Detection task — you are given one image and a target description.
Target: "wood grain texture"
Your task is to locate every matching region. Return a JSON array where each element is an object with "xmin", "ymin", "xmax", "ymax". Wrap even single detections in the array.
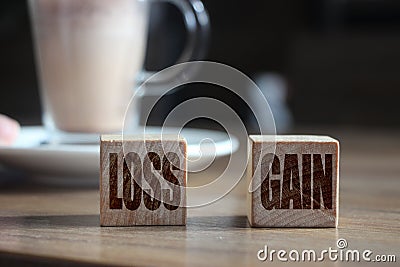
[
  {"xmin": 100, "ymin": 135, "xmax": 187, "ymax": 226},
  {"xmin": 0, "ymin": 129, "xmax": 399, "ymax": 266},
  {"xmin": 247, "ymin": 135, "xmax": 339, "ymax": 227}
]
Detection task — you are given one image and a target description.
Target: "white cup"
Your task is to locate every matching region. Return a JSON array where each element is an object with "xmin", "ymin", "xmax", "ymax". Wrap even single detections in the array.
[{"xmin": 29, "ymin": 0, "xmax": 208, "ymax": 143}]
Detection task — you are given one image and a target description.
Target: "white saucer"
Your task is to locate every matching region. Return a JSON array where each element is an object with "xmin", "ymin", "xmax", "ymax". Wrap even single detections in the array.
[{"xmin": 0, "ymin": 126, "xmax": 238, "ymax": 185}]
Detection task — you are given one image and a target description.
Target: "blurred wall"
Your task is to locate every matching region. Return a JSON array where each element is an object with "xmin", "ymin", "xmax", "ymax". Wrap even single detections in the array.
[{"xmin": 0, "ymin": 0, "xmax": 399, "ymax": 127}]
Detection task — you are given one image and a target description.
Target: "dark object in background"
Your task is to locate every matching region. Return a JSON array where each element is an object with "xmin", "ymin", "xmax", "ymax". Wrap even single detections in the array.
[
  {"xmin": 0, "ymin": 1, "xmax": 40, "ymax": 125},
  {"xmin": 0, "ymin": 0, "xmax": 400, "ymax": 127},
  {"xmin": 289, "ymin": 0, "xmax": 400, "ymax": 127}
]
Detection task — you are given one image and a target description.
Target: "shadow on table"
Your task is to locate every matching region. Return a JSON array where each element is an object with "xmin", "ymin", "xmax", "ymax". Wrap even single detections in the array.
[
  {"xmin": 188, "ymin": 216, "xmax": 249, "ymax": 229},
  {"xmin": 0, "ymin": 214, "xmax": 251, "ymax": 229},
  {"xmin": 0, "ymin": 169, "xmax": 98, "ymax": 194},
  {"xmin": 0, "ymin": 214, "xmax": 99, "ymax": 228}
]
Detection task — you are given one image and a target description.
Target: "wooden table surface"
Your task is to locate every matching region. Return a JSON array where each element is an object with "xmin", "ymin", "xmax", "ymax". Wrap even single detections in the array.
[{"xmin": 0, "ymin": 129, "xmax": 399, "ymax": 266}]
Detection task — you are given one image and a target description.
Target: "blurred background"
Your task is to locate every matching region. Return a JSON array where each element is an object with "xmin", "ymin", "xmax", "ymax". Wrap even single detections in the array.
[{"xmin": 1, "ymin": 0, "xmax": 400, "ymax": 131}]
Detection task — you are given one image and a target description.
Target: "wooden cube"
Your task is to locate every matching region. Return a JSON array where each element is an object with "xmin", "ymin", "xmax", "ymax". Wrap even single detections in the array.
[
  {"xmin": 100, "ymin": 135, "xmax": 187, "ymax": 226},
  {"xmin": 247, "ymin": 135, "xmax": 339, "ymax": 227}
]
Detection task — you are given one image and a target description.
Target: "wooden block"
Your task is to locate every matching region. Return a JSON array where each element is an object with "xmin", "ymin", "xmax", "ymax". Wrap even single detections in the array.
[
  {"xmin": 247, "ymin": 135, "xmax": 339, "ymax": 227},
  {"xmin": 100, "ymin": 135, "xmax": 187, "ymax": 226}
]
